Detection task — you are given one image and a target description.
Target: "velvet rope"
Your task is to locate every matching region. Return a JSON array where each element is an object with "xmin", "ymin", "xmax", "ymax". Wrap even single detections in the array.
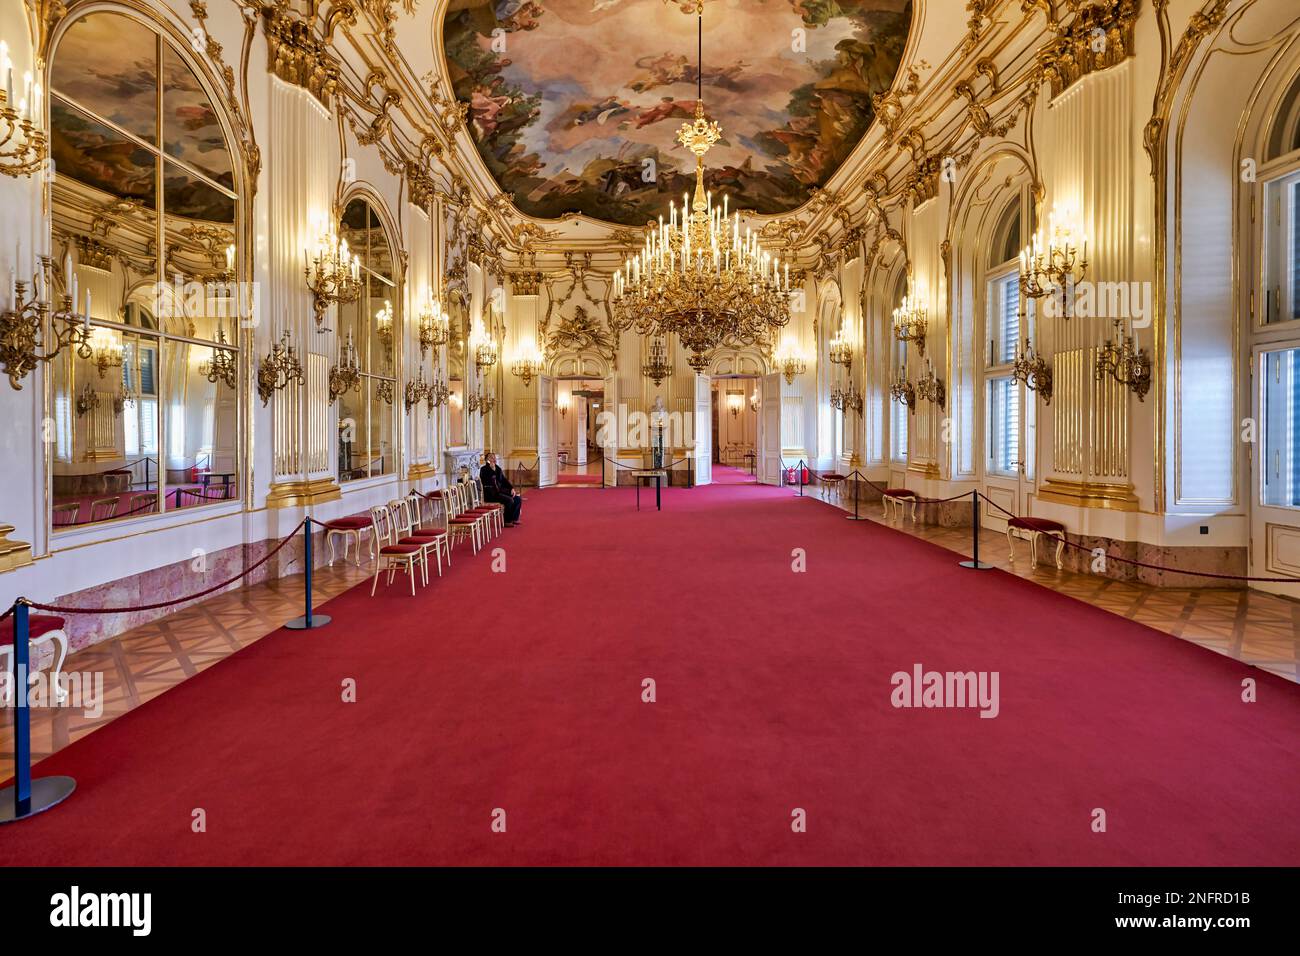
[
  {"xmin": 22, "ymin": 518, "xmax": 309, "ymax": 615},
  {"xmin": 974, "ymin": 491, "xmax": 1300, "ymax": 584}
]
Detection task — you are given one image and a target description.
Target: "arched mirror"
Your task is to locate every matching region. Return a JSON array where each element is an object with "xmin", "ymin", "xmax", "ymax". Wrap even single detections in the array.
[
  {"xmin": 445, "ymin": 289, "xmax": 470, "ymax": 447},
  {"xmin": 48, "ymin": 10, "xmax": 242, "ymax": 531},
  {"xmin": 337, "ymin": 196, "xmax": 398, "ymax": 481}
]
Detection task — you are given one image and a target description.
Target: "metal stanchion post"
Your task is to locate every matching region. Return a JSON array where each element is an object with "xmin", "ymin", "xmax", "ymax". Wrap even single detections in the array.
[
  {"xmin": 286, "ymin": 519, "xmax": 333, "ymax": 629},
  {"xmin": 959, "ymin": 490, "xmax": 995, "ymax": 570},
  {"xmin": 798, "ymin": 460, "xmax": 805, "ymax": 497},
  {"xmin": 846, "ymin": 470, "xmax": 868, "ymax": 520},
  {"xmin": 0, "ymin": 601, "xmax": 77, "ymax": 823}
]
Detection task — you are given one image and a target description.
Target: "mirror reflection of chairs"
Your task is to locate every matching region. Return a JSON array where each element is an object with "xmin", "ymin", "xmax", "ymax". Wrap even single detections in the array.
[
  {"xmin": 89, "ymin": 497, "xmax": 119, "ymax": 522},
  {"xmin": 52, "ymin": 503, "xmax": 80, "ymax": 527}
]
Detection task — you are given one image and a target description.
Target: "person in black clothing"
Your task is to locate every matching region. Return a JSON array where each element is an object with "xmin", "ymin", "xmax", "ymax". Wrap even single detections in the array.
[{"xmin": 480, "ymin": 453, "xmax": 522, "ymax": 526}]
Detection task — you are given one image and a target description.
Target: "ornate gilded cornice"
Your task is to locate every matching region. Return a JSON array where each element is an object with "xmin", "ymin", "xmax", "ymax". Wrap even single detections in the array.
[
  {"xmin": 510, "ymin": 271, "xmax": 544, "ymax": 296},
  {"xmin": 263, "ymin": 5, "xmax": 341, "ymax": 107},
  {"xmin": 406, "ymin": 160, "xmax": 435, "ymax": 209},
  {"xmin": 1036, "ymin": 0, "xmax": 1138, "ymax": 98}
]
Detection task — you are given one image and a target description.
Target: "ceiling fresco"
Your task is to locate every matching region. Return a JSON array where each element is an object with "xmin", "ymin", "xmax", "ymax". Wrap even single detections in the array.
[{"xmin": 441, "ymin": 0, "xmax": 913, "ymax": 226}]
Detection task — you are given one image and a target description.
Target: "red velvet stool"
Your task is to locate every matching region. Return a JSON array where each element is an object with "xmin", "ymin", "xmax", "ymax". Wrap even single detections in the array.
[
  {"xmin": 882, "ymin": 488, "xmax": 918, "ymax": 522},
  {"xmin": 1007, "ymin": 515, "xmax": 1067, "ymax": 570},
  {"xmin": 1, "ymin": 614, "xmax": 69, "ymax": 704}
]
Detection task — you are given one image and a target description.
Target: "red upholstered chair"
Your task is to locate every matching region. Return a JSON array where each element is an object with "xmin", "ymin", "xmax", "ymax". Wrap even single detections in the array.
[
  {"xmin": 367, "ymin": 505, "xmax": 422, "ymax": 596},
  {"xmin": 0, "ymin": 614, "xmax": 69, "ymax": 705},
  {"xmin": 445, "ymin": 483, "xmax": 488, "ymax": 552},
  {"xmin": 406, "ymin": 493, "xmax": 451, "ymax": 575},
  {"xmin": 324, "ymin": 514, "xmax": 373, "ymax": 567},
  {"xmin": 1007, "ymin": 515, "xmax": 1067, "ymax": 570},
  {"xmin": 882, "ymin": 488, "xmax": 918, "ymax": 522},
  {"xmin": 468, "ymin": 478, "xmax": 505, "ymax": 535}
]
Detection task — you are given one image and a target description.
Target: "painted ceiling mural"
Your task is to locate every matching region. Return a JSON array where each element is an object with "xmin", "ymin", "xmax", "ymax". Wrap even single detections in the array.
[{"xmin": 442, "ymin": 0, "xmax": 913, "ymax": 226}]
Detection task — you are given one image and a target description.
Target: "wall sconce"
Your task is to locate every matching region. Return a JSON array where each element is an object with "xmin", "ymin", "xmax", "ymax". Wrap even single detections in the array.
[
  {"xmin": 375, "ymin": 378, "xmax": 394, "ymax": 406},
  {"xmin": 1019, "ymin": 207, "xmax": 1087, "ymax": 318},
  {"xmin": 304, "ymin": 226, "xmax": 361, "ymax": 330},
  {"xmin": 510, "ymin": 339, "xmax": 542, "ymax": 388},
  {"xmin": 425, "ymin": 373, "xmax": 450, "ymax": 412},
  {"xmin": 889, "ymin": 374, "xmax": 916, "ymax": 413},
  {"xmin": 558, "ymin": 391, "xmax": 571, "ymax": 418},
  {"xmin": 829, "ymin": 332, "xmax": 853, "ymax": 370},
  {"xmin": 1, "ymin": 257, "xmax": 94, "ymax": 389},
  {"xmin": 198, "ymin": 321, "xmax": 237, "ymax": 389},
  {"xmin": 418, "ymin": 294, "xmax": 449, "ymax": 357},
  {"xmin": 892, "ymin": 286, "xmax": 927, "ymax": 356},
  {"xmin": 749, "ymin": 387, "xmax": 760, "ymax": 413},
  {"xmin": 328, "ymin": 329, "xmax": 362, "ymax": 402},
  {"xmin": 89, "ymin": 326, "xmax": 124, "ymax": 379},
  {"xmin": 375, "ymin": 299, "xmax": 394, "ymax": 349},
  {"xmin": 0, "ymin": 45, "xmax": 47, "ymax": 178},
  {"xmin": 470, "ymin": 315, "xmax": 498, "ymax": 372},
  {"xmin": 74, "ymin": 382, "xmax": 98, "ymax": 417},
  {"xmin": 256, "ymin": 328, "xmax": 304, "ymax": 406},
  {"xmin": 776, "ymin": 341, "xmax": 806, "ymax": 384},
  {"xmin": 1095, "ymin": 319, "xmax": 1150, "ymax": 401},
  {"xmin": 915, "ymin": 359, "xmax": 946, "ymax": 409},
  {"xmin": 467, "ymin": 388, "xmax": 495, "ymax": 415},
  {"xmin": 830, "ymin": 382, "xmax": 863, "ymax": 416},
  {"xmin": 726, "ymin": 391, "xmax": 743, "ymax": 418},
  {"xmin": 404, "ymin": 365, "xmax": 431, "ymax": 411},
  {"xmin": 1011, "ymin": 338, "xmax": 1053, "ymax": 404}
]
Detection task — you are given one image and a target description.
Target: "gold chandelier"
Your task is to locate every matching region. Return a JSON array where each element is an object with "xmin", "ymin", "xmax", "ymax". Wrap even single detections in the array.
[
  {"xmin": 641, "ymin": 336, "xmax": 674, "ymax": 386},
  {"xmin": 611, "ymin": 3, "xmax": 791, "ymax": 372}
]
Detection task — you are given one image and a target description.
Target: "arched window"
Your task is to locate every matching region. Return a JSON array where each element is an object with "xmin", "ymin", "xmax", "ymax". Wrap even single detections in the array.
[
  {"xmin": 48, "ymin": 11, "xmax": 242, "ymax": 531},
  {"xmin": 337, "ymin": 196, "xmax": 398, "ymax": 481}
]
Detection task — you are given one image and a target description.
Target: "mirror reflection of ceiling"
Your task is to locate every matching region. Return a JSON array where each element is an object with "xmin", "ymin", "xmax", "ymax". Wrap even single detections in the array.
[{"xmin": 442, "ymin": 0, "xmax": 912, "ymax": 226}]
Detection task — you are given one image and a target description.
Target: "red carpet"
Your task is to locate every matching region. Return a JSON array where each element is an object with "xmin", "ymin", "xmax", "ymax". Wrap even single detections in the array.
[
  {"xmin": 3, "ymin": 480, "xmax": 1300, "ymax": 865},
  {"xmin": 557, "ymin": 472, "xmax": 602, "ymax": 486}
]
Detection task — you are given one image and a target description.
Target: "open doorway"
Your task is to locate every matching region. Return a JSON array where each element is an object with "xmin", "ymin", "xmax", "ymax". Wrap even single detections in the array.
[
  {"xmin": 555, "ymin": 378, "xmax": 605, "ymax": 486},
  {"xmin": 711, "ymin": 375, "xmax": 760, "ymax": 483}
]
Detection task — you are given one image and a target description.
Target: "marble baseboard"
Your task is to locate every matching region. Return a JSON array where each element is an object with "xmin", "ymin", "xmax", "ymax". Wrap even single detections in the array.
[
  {"xmin": 48, "ymin": 527, "xmax": 334, "ymax": 652},
  {"xmin": 1053, "ymin": 532, "xmax": 1248, "ymax": 589}
]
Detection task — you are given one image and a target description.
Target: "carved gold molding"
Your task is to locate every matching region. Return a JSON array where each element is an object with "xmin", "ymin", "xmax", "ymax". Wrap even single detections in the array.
[
  {"xmin": 0, "ymin": 524, "xmax": 34, "ymax": 573},
  {"xmin": 263, "ymin": 5, "xmax": 342, "ymax": 107},
  {"xmin": 1038, "ymin": 477, "xmax": 1140, "ymax": 512},
  {"xmin": 510, "ymin": 271, "xmax": 544, "ymax": 296},
  {"xmin": 1036, "ymin": 0, "xmax": 1138, "ymax": 99},
  {"xmin": 266, "ymin": 477, "xmax": 342, "ymax": 509}
]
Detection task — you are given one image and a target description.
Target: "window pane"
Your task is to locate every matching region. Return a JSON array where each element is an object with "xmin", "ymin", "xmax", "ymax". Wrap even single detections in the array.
[
  {"xmin": 164, "ymin": 162, "xmax": 235, "ymax": 223},
  {"xmin": 162, "ymin": 43, "xmax": 233, "ymax": 186},
  {"xmin": 50, "ymin": 98, "xmax": 157, "ymax": 206},
  {"xmin": 988, "ymin": 377, "xmax": 1020, "ymax": 475},
  {"xmin": 161, "ymin": 339, "xmax": 238, "ymax": 513},
  {"xmin": 1263, "ymin": 173, "xmax": 1300, "ymax": 325},
  {"xmin": 368, "ymin": 378, "xmax": 395, "ymax": 478},
  {"xmin": 51, "ymin": 13, "xmax": 157, "ymax": 144},
  {"xmin": 1262, "ymin": 347, "xmax": 1300, "ymax": 507}
]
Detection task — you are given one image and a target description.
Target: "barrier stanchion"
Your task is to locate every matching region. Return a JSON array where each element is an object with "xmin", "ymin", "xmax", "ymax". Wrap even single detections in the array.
[
  {"xmin": 798, "ymin": 459, "xmax": 805, "ymax": 497},
  {"xmin": 285, "ymin": 518, "xmax": 332, "ymax": 630},
  {"xmin": 845, "ymin": 470, "xmax": 868, "ymax": 520},
  {"xmin": 0, "ymin": 601, "xmax": 77, "ymax": 824},
  {"xmin": 959, "ymin": 489, "xmax": 995, "ymax": 570}
]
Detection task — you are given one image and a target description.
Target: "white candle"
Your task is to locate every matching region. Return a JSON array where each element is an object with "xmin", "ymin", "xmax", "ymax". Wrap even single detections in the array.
[{"xmin": 85, "ymin": 288, "xmax": 91, "ymax": 319}]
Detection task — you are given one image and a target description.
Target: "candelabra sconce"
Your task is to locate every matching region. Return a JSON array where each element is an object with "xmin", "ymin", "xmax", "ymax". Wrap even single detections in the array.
[
  {"xmin": 558, "ymin": 392, "xmax": 571, "ymax": 418},
  {"xmin": 1011, "ymin": 338, "xmax": 1053, "ymax": 404},
  {"xmin": 375, "ymin": 299, "xmax": 394, "ymax": 353},
  {"xmin": 112, "ymin": 389, "xmax": 131, "ymax": 416},
  {"xmin": 1019, "ymin": 208, "xmax": 1088, "ymax": 318},
  {"xmin": 831, "ymin": 382, "xmax": 864, "ymax": 416},
  {"xmin": 889, "ymin": 375, "xmax": 916, "ymax": 413},
  {"xmin": 417, "ymin": 295, "xmax": 450, "ymax": 357},
  {"xmin": 0, "ymin": 67, "xmax": 48, "ymax": 178},
  {"xmin": 641, "ymin": 337, "xmax": 673, "ymax": 386},
  {"xmin": 726, "ymin": 391, "xmax": 743, "ymax": 418},
  {"xmin": 776, "ymin": 344, "xmax": 806, "ymax": 384},
  {"xmin": 74, "ymin": 382, "xmax": 99, "ymax": 418},
  {"xmin": 404, "ymin": 367, "xmax": 432, "ymax": 412},
  {"xmin": 199, "ymin": 322, "xmax": 237, "ymax": 390},
  {"xmin": 1095, "ymin": 319, "xmax": 1151, "ymax": 401},
  {"xmin": 480, "ymin": 389, "xmax": 496, "ymax": 416},
  {"xmin": 1, "ymin": 258, "xmax": 95, "ymax": 389},
  {"xmin": 510, "ymin": 350, "xmax": 542, "ymax": 388},
  {"xmin": 829, "ymin": 333, "xmax": 853, "ymax": 371},
  {"xmin": 474, "ymin": 338, "xmax": 498, "ymax": 373},
  {"xmin": 304, "ymin": 229, "xmax": 361, "ymax": 330},
  {"xmin": 328, "ymin": 331, "xmax": 363, "ymax": 402},
  {"xmin": 425, "ymin": 373, "xmax": 450, "ymax": 412},
  {"xmin": 89, "ymin": 327, "xmax": 124, "ymax": 379},
  {"xmin": 256, "ymin": 329, "xmax": 304, "ymax": 406},
  {"xmin": 375, "ymin": 378, "xmax": 394, "ymax": 406},
  {"xmin": 915, "ymin": 360, "xmax": 946, "ymax": 409},
  {"xmin": 465, "ymin": 390, "xmax": 480, "ymax": 415},
  {"xmin": 749, "ymin": 388, "xmax": 760, "ymax": 413},
  {"xmin": 892, "ymin": 292, "xmax": 927, "ymax": 356}
]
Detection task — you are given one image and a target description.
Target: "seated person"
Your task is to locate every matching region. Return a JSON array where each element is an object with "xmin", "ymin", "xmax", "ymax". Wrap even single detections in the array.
[{"xmin": 480, "ymin": 453, "xmax": 522, "ymax": 526}]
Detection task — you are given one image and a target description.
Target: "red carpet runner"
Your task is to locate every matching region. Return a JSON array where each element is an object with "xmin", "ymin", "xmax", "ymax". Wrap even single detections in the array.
[{"xmin": 3, "ymin": 480, "xmax": 1299, "ymax": 865}]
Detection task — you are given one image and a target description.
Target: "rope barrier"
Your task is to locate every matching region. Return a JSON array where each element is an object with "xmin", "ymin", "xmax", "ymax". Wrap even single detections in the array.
[{"xmin": 23, "ymin": 518, "xmax": 308, "ymax": 615}]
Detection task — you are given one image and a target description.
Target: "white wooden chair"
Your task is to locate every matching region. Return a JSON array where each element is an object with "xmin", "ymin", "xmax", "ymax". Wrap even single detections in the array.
[
  {"xmin": 1, "ymin": 613, "xmax": 69, "ymax": 705},
  {"xmin": 367, "ymin": 505, "xmax": 422, "ymax": 596}
]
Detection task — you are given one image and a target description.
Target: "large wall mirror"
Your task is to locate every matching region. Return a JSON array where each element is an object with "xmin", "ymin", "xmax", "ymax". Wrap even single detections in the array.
[
  {"xmin": 337, "ymin": 196, "xmax": 398, "ymax": 481},
  {"xmin": 445, "ymin": 288, "xmax": 470, "ymax": 447},
  {"xmin": 48, "ymin": 11, "xmax": 242, "ymax": 531}
]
